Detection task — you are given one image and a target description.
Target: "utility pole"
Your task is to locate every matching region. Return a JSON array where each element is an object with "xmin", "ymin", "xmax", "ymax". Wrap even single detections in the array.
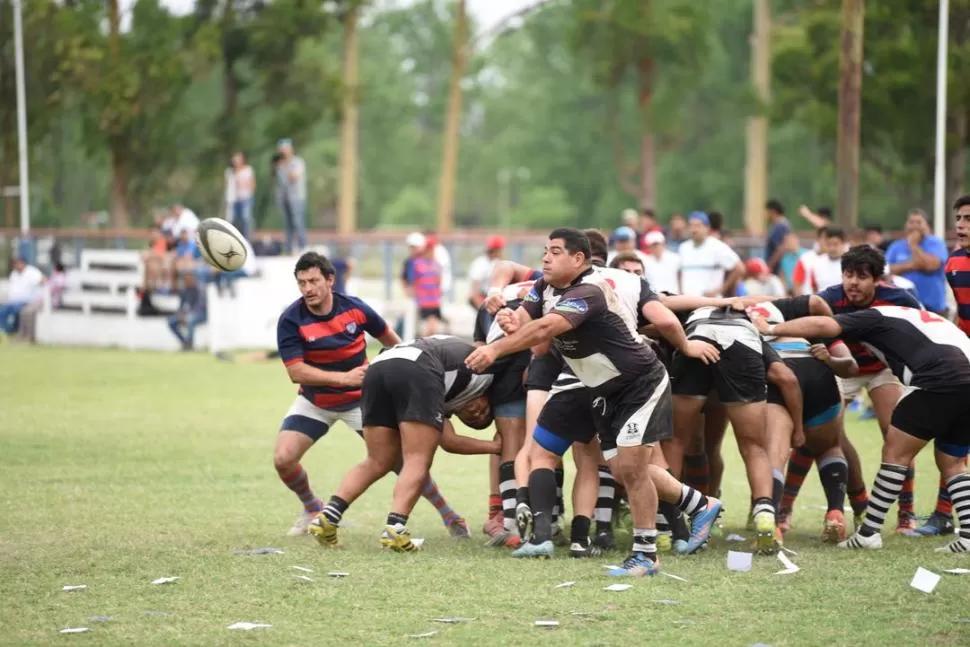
[
  {"xmin": 743, "ymin": 0, "xmax": 771, "ymax": 236},
  {"xmin": 435, "ymin": 0, "xmax": 467, "ymax": 234},
  {"xmin": 835, "ymin": 0, "xmax": 865, "ymax": 227},
  {"xmin": 337, "ymin": 4, "xmax": 360, "ymax": 234}
]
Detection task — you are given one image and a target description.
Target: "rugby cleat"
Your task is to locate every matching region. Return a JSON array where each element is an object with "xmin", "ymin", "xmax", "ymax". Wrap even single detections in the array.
[
  {"xmin": 287, "ymin": 510, "xmax": 318, "ymax": 536},
  {"xmin": 838, "ymin": 530, "xmax": 882, "ymax": 550},
  {"xmin": 308, "ymin": 514, "xmax": 340, "ymax": 548},
  {"xmin": 484, "ymin": 526, "xmax": 521, "ymax": 548},
  {"xmin": 672, "ymin": 539, "xmax": 690, "ymax": 554},
  {"xmin": 551, "ymin": 526, "xmax": 570, "ymax": 547},
  {"xmin": 895, "ymin": 511, "xmax": 918, "ymax": 534},
  {"xmin": 380, "ymin": 524, "xmax": 421, "ymax": 552},
  {"xmin": 569, "ymin": 540, "xmax": 602, "ymax": 558},
  {"xmin": 592, "ymin": 529, "xmax": 616, "ymax": 552},
  {"xmin": 515, "ymin": 502, "xmax": 533, "ymax": 541},
  {"xmin": 607, "ymin": 552, "xmax": 660, "ymax": 577},
  {"xmin": 934, "ymin": 536, "xmax": 970, "ymax": 553},
  {"xmin": 511, "ymin": 540, "xmax": 554, "ymax": 559},
  {"xmin": 446, "ymin": 517, "xmax": 470, "ymax": 539},
  {"xmin": 482, "ymin": 511, "xmax": 504, "ymax": 537},
  {"xmin": 656, "ymin": 533, "xmax": 673, "ymax": 553},
  {"xmin": 685, "ymin": 497, "xmax": 722, "ymax": 554},
  {"xmin": 821, "ymin": 510, "xmax": 847, "ymax": 543},
  {"xmin": 754, "ymin": 510, "xmax": 779, "ymax": 555},
  {"xmin": 908, "ymin": 512, "xmax": 955, "ymax": 537}
]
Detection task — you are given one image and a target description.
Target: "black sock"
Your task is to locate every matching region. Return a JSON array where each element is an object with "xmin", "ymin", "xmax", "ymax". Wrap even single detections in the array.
[
  {"xmin": 772, "ymin": 469, "xmax": 785, "ymax": 519},
  {"xmin": 670, "ymin": 509, "xmax": 690, "ymax": 541},
  {"xmin": 516, "ymin": 486, "xmax": 530, "ymax": 507},
  {"xmin": 528, "ymin": 468, "xmax": 557, "ymax": 543},
  {"xmin": 499, "ymin": 461, "xmax": 516, "ymax": 532},
  {"xmin": 860, "ymin": 463, "xmax": 907, "ymax": 537},
  {"xmin": 554, "ymin": 467, "xmax": 565, "ymax": 526},
  {"xmin": 322, "ymin": 495, "xmax": 348, "ymax": 524},
  {"xmin": 570, "ymin": 515, "xmax": 591, "ymax": 545},
  {"xmin": 656, "ymin": 510, "xmax": 670, "ymax": 537},
  {"xmin": 386, "ymin": 512, "xmax": 408, "ymax": 527},
  {"xmin": 595, "ymin": 465, "xmax": 615, "ymax": 534},
  {"xmin": 818, "ymin": 456, "xmax": 848, "ymax": 512}
]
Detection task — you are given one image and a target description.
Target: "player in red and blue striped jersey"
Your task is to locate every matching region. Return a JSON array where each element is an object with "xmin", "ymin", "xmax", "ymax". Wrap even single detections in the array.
[
  {"xmin": 946, "ymin": 195, "xmax": 970, "ymax": 336},
  {"xmin": 274, "ymin": 252, "xmax": 468, "ymax": 538}
]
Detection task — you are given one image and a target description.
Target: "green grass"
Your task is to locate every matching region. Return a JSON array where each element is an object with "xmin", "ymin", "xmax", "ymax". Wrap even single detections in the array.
[{"xmin": 1, "ymin": 345, "xmax": 969, "ymax": 646}]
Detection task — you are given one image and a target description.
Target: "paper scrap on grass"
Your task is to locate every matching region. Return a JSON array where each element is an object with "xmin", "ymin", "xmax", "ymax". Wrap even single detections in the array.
[
  {"xmin": 227, "ymin": 622, "xmax": 272, "ymax": 630},
  {"xmin": 60, "ymin": 628, "xmax": 90, "ymax": 634},
  {"xmin": 660, "ymin": 572, "xmax": 688, "ymax": 582},
  {"xmin": 726, "ymin": 534, "xmax": 746, "ymax": 542},
  {"xmin": 945, "ymin": 568, "xmax": 970, "ymax": 575},
  {"xmin": 62, "ymin": 585, "xmax": 87, "ymax": 592},
  {"xmin": 534, "ymin": 620, "xmax": 560, "ymax": 627},
  {"xmin": 151, "ymin": 577, "xmax": 179, "ymax": 585},
  {"xmin": 290, "ymin": 566, "xmax": 313, "ymax": 573},
  {"xmin": 604, "ymin": 584, "xmax": 632, "ymax": 592},
  {"xmin": 233, "ymin": 547, "xmax": 284, "ymax": 555},
  {"xmin": 432, "ymin": 617, "xmax": 474, "ymax": 624},
  {"xmin": 673, "ymin": 620, "xmax": 695, "ymax": 626},
  {"xmin": 774, "ymin": 552, "xmax": 800, "ymax": 575},
  {"xmin": 408, "ymin": 631, "xmax": 438, "ymax": 638},
  {"xmin": 327, "ymin": 572, "xmax": 350, "ymax": 578},
  {"xmin": 603, "ymin": 564, "xmax": 621, "ymax": 570},
  {"xmin": 88, "ymin": 616, "xmax": 112, "ymax": 623},
  {"xmin": 412, "ymin": 538, "xmax": 425, "ymax": 548},
  {"xmin": 654, "ymin": 599, "xmax": 680, "ymax": 605},
  {"xmin": 570, "ymin": 611, "xmax": 602, "ymax": 617},
  {"xmin": 294, "ymin": 575, "xmax": 314, "ymax": 582},
  {"xmin": 555, "ymin": 581, "xmax": 576, "ymax": 588},
  {"xmin": 727, "ymin": 551, "xmax": 753, "ymax": 572},
  {"xmin": 910, "ymin": 567, "xmax": 941, "ymax": 593},
  {"xmin": 780, "ymin": 546, "xmax": 798, "ymax": 556}
]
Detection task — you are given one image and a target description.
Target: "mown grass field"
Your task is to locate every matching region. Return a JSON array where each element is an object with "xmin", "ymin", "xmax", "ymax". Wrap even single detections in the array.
[{"xmin": 2, "ymin": 345, "xmax": 969, "ymax": 646}]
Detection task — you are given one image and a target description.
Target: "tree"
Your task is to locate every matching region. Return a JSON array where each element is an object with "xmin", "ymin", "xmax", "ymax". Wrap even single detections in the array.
[
  {"xmin": 835, "ymin": 0, "xmax": 864, "ymax": 227},
  {"xmin": 435, "ymin": 0, "xmax": 467, "ymax": 233}
]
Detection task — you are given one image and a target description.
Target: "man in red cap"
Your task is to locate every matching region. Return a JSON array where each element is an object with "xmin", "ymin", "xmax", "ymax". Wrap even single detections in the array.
[{"xmin": 467, "ymin": 235, "xmax": 507, "ymax": 310}]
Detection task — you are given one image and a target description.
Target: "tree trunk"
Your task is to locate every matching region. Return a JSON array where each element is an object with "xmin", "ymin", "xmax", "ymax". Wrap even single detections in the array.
[
  {"xmin": 835, "ymin": 0, "xmax": 864, "ymax": 228},
  {"xmin": 636, "ymin": 56, "xmax": 657, "ymax": 211},
  {"xmin": 743, "ymin": 0, "xmax": 771, "ymax": 236},
  {"xmin": 110, "ymin": 146, "xmax": 130, "ymax": 228},
  {"xmin": 950, "ymin": 108, "xmax": 967, "ymax": 213},
  {"xmin": 337, "ymin": 5, "xmax": 359, "ymax": 235},
  {"xmin": 435, "ymin": 0, "xmax": 467, "ymax": 234},
  {"xmin": 221, "ymin": 2, "xmax": 239, "ymax": 159}
]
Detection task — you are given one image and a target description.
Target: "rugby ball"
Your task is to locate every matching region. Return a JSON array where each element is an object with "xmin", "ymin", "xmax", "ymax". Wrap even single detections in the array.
[{"xmin": 196, "ymin": 218, "xmax": 248, "ymax": 272}]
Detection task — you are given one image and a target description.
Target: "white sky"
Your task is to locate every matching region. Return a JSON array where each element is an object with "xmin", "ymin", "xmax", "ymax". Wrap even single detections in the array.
[{"xmin": 146, "ymin": 0, "xmax": 536, "ymax": 34}]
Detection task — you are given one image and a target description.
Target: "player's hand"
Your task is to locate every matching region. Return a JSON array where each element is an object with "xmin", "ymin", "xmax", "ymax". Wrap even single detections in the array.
[
  {"xmin": 497, "ymin": 308, "xmax": 519, "ymax": 335},
  {"xmin": 485, "ymin": 292, "xmax": 507, "ymax": 315},
  {"xmin": 728, "ymin": 298, "xmax": 747, "ymax": 311},
  {"xmin": 791, "ymin": 425, "xmax": 806, "ymax": 449},
  {"xmin": 341, "ymin": 366, "xmax": 367, "ymax": 388},
  {"xmin": 682, "ymin": 339, "xmax": 720, "ymax": 365},
  {"xmin": 810, "ymin": 343, "xmax": 831, "ymax": 364},
  {"xmin": 465, "ymin": 345, "xmax": 498, "ymax": 373}
]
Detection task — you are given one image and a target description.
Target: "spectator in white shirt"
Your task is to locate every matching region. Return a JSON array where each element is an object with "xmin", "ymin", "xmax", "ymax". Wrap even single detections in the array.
[
  {"xmin": 227, "ymin": 152, "xmax": 256, "ymax": 240},
  {"xmin": 805, "ymin": 227, "xmax": 846, "ymax": 293},
  {"xmin": 171, "ymin": 204, "xmax": 200, "ymax": 238},
  {"xmin": 641, "ymin": 230, "xmax": 681, "ymax": 294},
  {"xmin": 742, "ymin": 257, "xmax": 787, "ymax": 297},
  {"xmin": 606, "ymin": 226, "xmax": 651, "ymax": 268},
  {"xmin": 1, "ymin": 258, "xmax": 45, "ymax": 334},
  {"xmin": 678, "ymin": 211, "xmax": 744, "ymax": 296},
  {"xmin": 466, "ymin": 234, "xmax": 505, "ymax": 309}
]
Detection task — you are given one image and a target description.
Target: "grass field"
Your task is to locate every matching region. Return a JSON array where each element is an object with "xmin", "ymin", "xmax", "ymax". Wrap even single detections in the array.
[{"xmin": 2, "ymin": 345, "xmax": 970, "ymax": 646}]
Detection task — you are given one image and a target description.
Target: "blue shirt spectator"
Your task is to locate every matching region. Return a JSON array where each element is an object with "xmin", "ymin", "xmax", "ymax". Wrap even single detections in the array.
[
  {"xmin": 764, "ymin": 199, "xmax": 790, "ymax": 273},
  {"xmin": 885, "ymin": 209, "xmax": 949, "ymax": 314}
]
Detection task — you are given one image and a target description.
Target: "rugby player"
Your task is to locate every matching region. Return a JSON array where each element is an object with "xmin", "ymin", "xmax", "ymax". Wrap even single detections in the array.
[
  {"xmin": 309, "ymin": 335, "xmax": 517, "ymax": 551},
  {"xmin": 750, "ymin": 305, "xmax": 970, "ymax": 553},
  {"xmin": 275, "ymin": 252, "xmax": 467, "ymax": 537}
]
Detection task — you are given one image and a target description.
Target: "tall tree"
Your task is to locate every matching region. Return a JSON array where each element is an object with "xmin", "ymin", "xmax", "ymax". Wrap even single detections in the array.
[
  {"xmin": 435, "ymin": 0, "xmax": 467, "ymax": 234},
  {"xmin": 337, "ymin": 2, "xmax": 361, "ymax": 234},
  {"xmin": 835, "ymin": 0, "xmax": 864, "ymax": 227}
]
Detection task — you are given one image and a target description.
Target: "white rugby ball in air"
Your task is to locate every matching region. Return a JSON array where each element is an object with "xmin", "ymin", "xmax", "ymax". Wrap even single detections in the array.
[{"xmin": 196, "ymin": 218, "xmax": 248, "ymax": 272}]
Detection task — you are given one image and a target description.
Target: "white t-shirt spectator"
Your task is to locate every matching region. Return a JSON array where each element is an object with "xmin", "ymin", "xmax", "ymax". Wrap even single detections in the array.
[
  {"xmin": 8, "ymin": 264, "xmax": 45, "ymax": 303},
  {"xmin": 678, "ymin": 237, "xmax": 741, "ymax": 296},
  {"xmin": 811, "ymin": 255, "xmax": 843, "ymax": 293},
  {"xmin": 172, "ymin": 208, "xmax": 200, "ymax": 237},
  {"xmin": 642, "ymin": 250, "xmax": 681, "ymax": 294},
  {"xmin": 467, "ymin": 254, "xmax": 497, "ymax": 297},
  {"xmin": 234, "ymin": 165, "xmax": 255, "ymax": 201}
]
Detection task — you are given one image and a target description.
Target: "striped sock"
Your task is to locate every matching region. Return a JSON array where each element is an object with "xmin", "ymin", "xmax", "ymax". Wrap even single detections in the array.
[
  {"xmin": 860, "ymin": 463, "xmax": 907, "ymax": 536},
  {"xmin": 279, "ymin": 464, "xmax": 322, "ymax": 513},
  {"xmin": 675, "ymin": 483, "xmax": 708, "ymax": 516},
  {"xmin": 421, "ymin": 477, "xmax": 459, "ymax": 527},
  {"xmin": 499, "ymin": 461, "xmax": 517, "ymax": 532},
  {"xmin": 946, "ymin": 473, "xmax": 970, "ymax": 540},
  {"xmin": 554, "ymin": 467, "xmax": 565, "ymax": 527},
  {"xmin": 632, "ymin": 528, "xmax": 658, "ymax": 558},
  {"xmin": 684, "ymin": 453, "xmax": 710, "ymax": 494},
  {"xmin": 848, "ymin": 485, "xmax": 869, "ymax": 516},
  {"xmin": 594, "ymin": 466, "xmax": 615, "ymax": 534},
  {"xmin": 935, "ymin": 476, "xmax": 953, "ymax": 516},
  {"xmin": 752, "ymin": 497, "xmax": 775, "ymax": 519},
  {"xmin": 818, "ymin": 456, "xmax": 848, "ymax": 512},
  {"xmin": 782, "ymin": 446, "xmax": 813, "ymax": 512},
  {"xmin": 322, "ymin": 495, "xmax": 348, "ymax": 525},
  {"xmin": 898, "ymin": 465, "xmax": 916, "ymax": 517},
  {"xmin": 488, "ymin": 494, "xmax": 502, "ymax": 518}
]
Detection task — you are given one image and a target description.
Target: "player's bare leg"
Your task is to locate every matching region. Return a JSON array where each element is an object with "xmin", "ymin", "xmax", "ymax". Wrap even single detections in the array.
[
  {"xmin": 380, "ymin": 421, "xmax": 440, "ymax": 552},
  {"xmin": 665, "ymin": 395, "xmax": 706, "ymax": 479},
  {"xmin": 764, "ymin": 403, "xmax": 793, "ymax": 535},
  {"xmin": 274, "ymin": 430, "xmax": 321, "ymax": 535},
  {"xmin": 728, "ymin": 402, "xmax": 778, "ymax": 554},
  {"xmin": 608, "ymin": 444, "xmax": 661, "ymax": 575},
  {"xmin": 704, "ymin": 398, "xmax": 730, "ymax": 496}
]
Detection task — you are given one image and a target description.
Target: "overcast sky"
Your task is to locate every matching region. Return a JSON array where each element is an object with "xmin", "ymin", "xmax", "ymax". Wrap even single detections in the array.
[{"xmin": 143, "ymin": 0, "xmax": 536, "ymax": 34}]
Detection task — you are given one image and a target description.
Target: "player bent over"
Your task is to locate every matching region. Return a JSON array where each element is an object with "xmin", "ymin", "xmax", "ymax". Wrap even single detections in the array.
[{"xmin": 275, "ymin": 252, "xmax": 466, "ymax": 537}]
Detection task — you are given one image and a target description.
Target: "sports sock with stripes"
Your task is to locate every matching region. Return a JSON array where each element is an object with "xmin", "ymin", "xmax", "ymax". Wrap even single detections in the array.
[
  {"xmin": 594, "ymin": 465, "xmax": 615, "ymax": 534},
  {"xmin": 771, "ymin": 469, "xmax": 785, "ymax": 518},
  {"xmin": 632, "ymin": 528, "xmax": 658, "ymax": 560},
  {"xmin": 488, "ymin": 493, "xmax": 502, "ymax": 518},
  {"xmin": 935, "ymin": 476, "xmax": 953, "ymax": 516},
  {"xmin": 898, "ymin": 464, "xmax": 916, "ymax": 517},
  {"xmin": 782, "ymin": 446, "xmax": 813, "ymax": 511},
  {"xmin": 420, "ymin": 477, "xmax": 460, "ymax": 527},
  {"xmin": 528, "ymin": 468, "xmax": 557, "ymax": 543},
  {"xmin": 570, "ymin": 515, "xmax": 591, "ymax": 546},
  {"xmin": 387, "ymin": 512, "xmax": 408, "ymax": 528},
  {"xmin": 848, "ymin": 485, "xmax": 869, "ymax": 516},
  {"xmin": 554, "ymin": 467, "xmax": 565, "ymax": 527},
  {"xmin": 818, "ymin": 455, "xmax": 848, "ymax": 513},
  {"xmin": 684, "ymin": 453, "xmax": 710, "ymax": 494},
  {"xmin": 946, "ymin": 472, "xmax": 970, "ymax": 541},
  {"xmin": 859, "ymin": 463, "xmax": 907, "ymax": 537},
  {"xmin": 278, "ymin": 464, "xmax": 323, "ymax": 513},
  {"xmin": 322, "ymin": 495, "xmax": 349, "ymax": 525},
  {"xmin": 499, "ymin": 461, "xmax": 517, "ymax": 532},
  {"xmin": 752, "ymin": 497, "xmax": 775, "ymax": 519},
  {"xmin": 675, "ymin": 483, "xmax": 709, "ymax": 516}
]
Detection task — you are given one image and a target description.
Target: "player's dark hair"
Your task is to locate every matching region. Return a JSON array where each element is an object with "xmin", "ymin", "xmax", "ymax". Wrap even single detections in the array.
[
  {"xmin": 766, "ymin": 199, "xmax": 784, "ymax": 215},
  {"xmin": 864, "ymin": 223, "xmax": 883, "ymax": 234},
  {"xmin": 294, "ymin": 251, "xmax": 335, "ymax": 279},
  {"xmin": 953, "ymin": 194, "xmax": 970, "ymax": 211},
  {"xmin": 824, "ymin": 227, "xmax": 846, "ymax": 241},
  {"xmin": 609, "ymin": 251, "xmax": 645, "ymax": 272},
  {"xmin": 841, "ymin": 244, "xmax": 885, "ymax": 279},
  {"xmin": 816, "ymin": 226, "xmax": 829, "ymax": 238},
  {"xmin": 549, "ymin": 227, "xmax": 591, "ymax": 261},
  {"xmin": 582, "ymin": 228, "xmax": 609, "ymax": 264},
  {"xmin": 707, "ymin": 211, "xmax": 724, "ymax": 232},
  {"xmin": 464, "ymin": 411, "xmax": 494, "ymax": 431}
]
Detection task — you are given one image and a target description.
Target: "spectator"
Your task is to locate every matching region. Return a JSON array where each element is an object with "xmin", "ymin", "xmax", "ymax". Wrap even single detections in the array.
[
  {"xmin": 253, "ymin": 234, "xmax": 283, "ymax": 257},
  {"xmin": 170, "ymin": 204, "xmax": 200, "ymax": 238},
  {"xmin": 797, "ymin": 205, "xmax": 832, "ymax": 229},
  {"xmin": 885, "ymin": 208, "xmax": 949, "ymax": 315},
  {"xmin": 742, "ymin": 257, "xmax": 786, "ymax": 298},
  {"xmin": 764, "ymin": 199, "xmax": 791, "ymax": 274},
  {"xmin": 467, "ymin": 234, "xmax": 505, "ymax": 309},
  {"xmin": 807, "ymin": 227, "xmax": 847, "ymax": 292},
  {"xmin": 789, "ymin": 228, "xmax": 828, "ymax": 295},
  {"xmin": 0, "ymin": 258, "xmax": 45, "ymax": 335},
  {"xmin": 707, "ymin": 211, "xmax": 725, "ymax": 240},
  {"xmin": 864, "ymin": 224, "xmax": 892, "ymax": 253},
  {"xmin": 640, "ymin": 230, "xmax": 680, "ymax": 294},
  {"xmin": 637, "ymin": 208, "xmax": 663, "ymax": 249},
  {"xmin": 401, "ymin": 232, "xmax": 426, "ymax": 297},
  {"xmin": 424, "ymin": 233, "xmax": 453, "ymax": 298},
  {"xmin": 610, "ymin": 209, "xmax": 640, "ymax": 246},
  {"xmin": 607, "ymin": 226, "xmax": 651, "ymax": 268},
  {"xmin": 408, "ymin": 238, "xmax": 443, "ymax": 337},
  {"xmin": 227, "ymin": 152, "xmax": 256, "ymax": 240},
  {"xmin": 666, "ymin": 213, "xmax": 688, "ymax": 248},
  {"xmin": 678, "ymin": 211, "xmax": 744, "ymax": 297},
  {"xmin": 167, "ymin": 269, "xmax": 207, "ymax": 351},
  {"xmin": 274, "ymin": 138, "xmax": 307, "ymax": 253},
  {"xmin": 328, "ymin": 245, "xmax": 354, "ymax": 294},
  {"xmin": 49, "ymin": 263, "xmax": 67, "ymax": 309}
]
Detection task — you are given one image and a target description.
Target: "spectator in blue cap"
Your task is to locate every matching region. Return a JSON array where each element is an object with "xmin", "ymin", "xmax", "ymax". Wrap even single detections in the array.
[
  {"xmin": 678, "ymin": 211, "xmax": 744, "ymax": 296},
  {"xmin": 275, "ymin": 138, "xmax": 307, "ymax": 254},
  {"xmin": 607, "ymin": 226, "xmax": 651, "ymax": 268}
]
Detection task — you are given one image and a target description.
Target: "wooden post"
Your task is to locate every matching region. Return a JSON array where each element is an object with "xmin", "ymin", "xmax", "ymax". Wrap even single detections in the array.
[
  {"xmin": 836, "ymin": 0, "xmax": 865, "ymax": 228},
  {"xmin": 337, "ymin": 5, "xmax": 359, "ymax": 235},
  {"xmin": 743, "ymin": 0, "xmax": 770, "ymax": 236},
  {"xmin": 435, "ymin": 0, "xmax": 467, "ymax": 234}
]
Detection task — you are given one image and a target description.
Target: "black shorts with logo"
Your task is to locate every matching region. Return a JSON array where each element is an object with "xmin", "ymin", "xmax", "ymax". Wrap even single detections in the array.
[
  {"xmin": 524, "ymin": 352, "xmax": 563, "ymax": 392},
  {"xmin": 361, "ymin": 358, "xmax": 444, "ymax": 431},
  {"xmin": 767, "ymin": 357, "xmax": 840, "ymax": 424},
  {"xmin": 671, "ymin": 339, "xmax": 766, "ymax": 404},
  {"xmin": 595, "ymin": 360, "xmax": 673, "ymax": 460}
]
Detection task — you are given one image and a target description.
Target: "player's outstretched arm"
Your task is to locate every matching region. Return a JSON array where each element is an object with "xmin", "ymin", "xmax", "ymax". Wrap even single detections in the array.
[
  {"xmin": 642, "ymin": 301, "xmax": 720, "ymax": 365},
  {"xmin": 659, "ymin": 293, "xmax": 737, "ymax": 312},
  {"xmin": 811, "ymin": 341, "xmax": 859, "ymax": 378},
  {"xmin": 375, "ymin": 327, "xmax": 401, "ymax": 348},
  {"xmin": 440, "ymin": 419, "xmax": 502, "ymax": 455},
  {"xmin": 752, "ymin": 314, "xmax": 843, "ymax": 340},
  {"xmin": 465, "ymin": 313, "xmax": 571, "ymax": 372}
]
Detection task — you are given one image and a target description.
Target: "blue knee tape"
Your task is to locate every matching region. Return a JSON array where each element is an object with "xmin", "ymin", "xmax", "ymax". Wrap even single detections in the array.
[
  {"xmin": 806, "ymin": 402, "xmax": 841, "ymax": 428},
  {"xmin": 936, "ymin": 440, "xmax": 970, "ymax": 459},
  {"xmin": 533, "ymin": 424, "xmax": 572, "ymax": 457}
]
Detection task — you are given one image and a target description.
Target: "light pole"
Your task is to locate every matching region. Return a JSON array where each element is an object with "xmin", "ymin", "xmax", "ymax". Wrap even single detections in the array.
[
  {"xmin": 13, "ymin": 0, "xmax": 30, "ymax": 238},
  {"xmin": 933, "ymin": 0, "xmax": 950, "ymax": 238}
]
